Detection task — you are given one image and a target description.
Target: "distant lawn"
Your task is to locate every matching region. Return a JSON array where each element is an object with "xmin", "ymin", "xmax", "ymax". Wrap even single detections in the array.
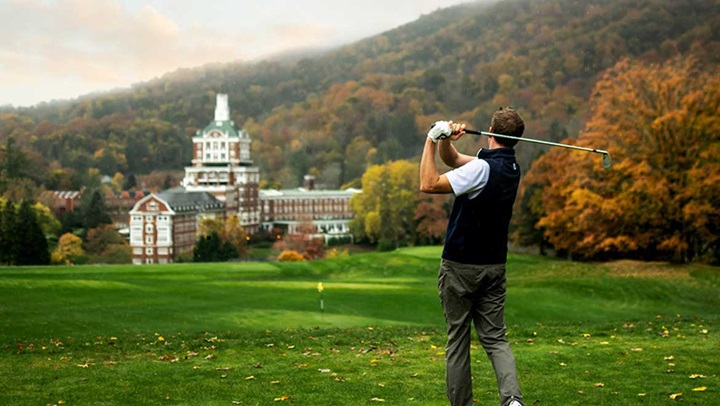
[{"xmin": 1, "ymin": 247, "xmax": 718, "ymax": 405}]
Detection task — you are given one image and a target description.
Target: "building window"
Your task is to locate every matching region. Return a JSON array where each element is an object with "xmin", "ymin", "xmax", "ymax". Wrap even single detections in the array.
[
  {"xmin": 146, "ymin": 236, "xmax": 154, "ymax": 244},
  {"xmin": 146, "ymin": 258, "xmax": 154, "ymax": 264},
  {"xmin": 133, "ymin": 248, "xmax": 142, "ymax": 255},
  {"xmin": 131, "ymin": 227, "xmax": 142, "ymax": 243},
  {"xmin": 146, "ymin": 224, "xmax": 153, "ymax": 233},
  {"xmin": 146, "ymin": 248, "xmax": 154, "ymax": 255}
]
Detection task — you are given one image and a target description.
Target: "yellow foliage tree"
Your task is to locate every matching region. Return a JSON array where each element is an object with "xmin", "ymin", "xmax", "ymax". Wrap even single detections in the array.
[
  {"xmin": 523, "ymin": 57, "xmax": 720, "ymax": 262},
  {"xmin": 349, "ymin": 160, "xmax": 419, "ymax": 245},
  {"xmin": 51, "ymin": 233, "xmax": 86, "ymax": 265},
  {"xmin": 278, "ymin": 250, "xmax": 305, "ymax": 262}
]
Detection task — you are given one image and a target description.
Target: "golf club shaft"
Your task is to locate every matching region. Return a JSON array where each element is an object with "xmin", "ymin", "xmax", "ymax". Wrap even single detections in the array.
[{"xmin": 464, "ymin": 129, "xmax": 609, "ymax": 156}]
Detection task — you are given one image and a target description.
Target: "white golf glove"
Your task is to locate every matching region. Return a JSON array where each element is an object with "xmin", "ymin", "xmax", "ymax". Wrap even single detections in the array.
[{"xmin": 427, "ymin": 121, "xmax": 452, "ymax": 143}]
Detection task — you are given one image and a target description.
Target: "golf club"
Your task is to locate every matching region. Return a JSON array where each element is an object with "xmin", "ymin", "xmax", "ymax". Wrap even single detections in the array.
[{"xmin": 464, "ymin": 129, "xmax": 612, "ymax": 169}]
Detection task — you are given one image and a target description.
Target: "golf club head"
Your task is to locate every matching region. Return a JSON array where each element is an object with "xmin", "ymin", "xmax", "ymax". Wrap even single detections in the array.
[{"xmin": 602, "ymin": 153, "xmax": 612, "ymax": 169}]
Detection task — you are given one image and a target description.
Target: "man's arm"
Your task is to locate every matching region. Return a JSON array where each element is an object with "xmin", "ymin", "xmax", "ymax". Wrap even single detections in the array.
[
  {"xmin": 420, "ymin": 138, "xmax": 453, "ymax": 194},
  {"xmin": 438, "ymin": 122, "xmax": 474, "ymax": 168},
  {"xmin": 438, "ymin": 139, "xmax": 475, "ymax": 168}
]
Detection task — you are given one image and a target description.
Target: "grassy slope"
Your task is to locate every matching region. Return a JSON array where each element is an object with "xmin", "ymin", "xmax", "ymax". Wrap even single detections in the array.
[{"xmin": 1, "ymin": 247, "xmax": 718, "ymax": 405}]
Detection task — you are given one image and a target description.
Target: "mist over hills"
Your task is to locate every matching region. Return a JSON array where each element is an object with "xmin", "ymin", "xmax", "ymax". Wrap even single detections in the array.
[{"xmin": 1, "ymin": 0, "xmax": 718, "ymax": 190}]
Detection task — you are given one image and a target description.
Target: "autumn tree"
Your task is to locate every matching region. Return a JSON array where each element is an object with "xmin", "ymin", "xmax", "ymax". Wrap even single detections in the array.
[
  {"xmin": 273, "ymin": 217, "xmax": 325, "ymax": 260},
  {"xmin": 84, "ymin": 224, "xmax": 130, "ymax": 264},
  {"xmin": 51, "ymin": 233, "xmax": 87, "ymax": 265},
  {"xmin": 522, "ymin": 57, "xmax": 720, "ymax": 263},
  {"xmin": 415, "ymin": 193, "xmax": 451, "ymax": 245},
  {"xmin": 350, "ymin": 160, "xmax": 419, "ymax": 248}
]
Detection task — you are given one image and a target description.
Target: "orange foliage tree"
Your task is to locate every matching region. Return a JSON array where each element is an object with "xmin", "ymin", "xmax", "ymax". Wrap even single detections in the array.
[{"xmin": 521, "ymin": 57, "xmax": 720, "ymax": 262}]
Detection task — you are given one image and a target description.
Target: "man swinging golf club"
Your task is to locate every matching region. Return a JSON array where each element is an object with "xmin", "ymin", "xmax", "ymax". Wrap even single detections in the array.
[{"xmin": 420, "ymin": 107, "xmax": 525, "ymax": 406}]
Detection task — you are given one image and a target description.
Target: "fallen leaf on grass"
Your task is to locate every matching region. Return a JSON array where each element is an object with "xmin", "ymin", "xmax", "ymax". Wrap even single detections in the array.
[
  {"xmin": 370, "ymin": 397, "xmax": 385, "ymax": 402},
  {"xmin": 594, "ymin": 383, "xmax": 605, "ymax": 387},
  {"xmin": 274, "ymin": 395, "xmax": 290, "ymax": 401},
  {"xmin": 318, "ymin": 368, "xmax": 331, "ymax": 373},
  {"xmin": 689, "ymin": 374, "xmax": 706, "ymax": 379},
  {"xmin": 245, "ymin": 376, "xmax": 255, "ymax": 380},
  {"xmin": 692, "ymin": 387, "xmax": 707, "ymax": 392},
  {"xmin": 669, "ymin": 392, "xmax": 682, "ymax": 400}
]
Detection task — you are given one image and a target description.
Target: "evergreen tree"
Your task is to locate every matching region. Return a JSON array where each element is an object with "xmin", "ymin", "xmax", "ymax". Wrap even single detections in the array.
[
  {"xmin": 16, "ymin": 200, "xmax": 50, "ymax": 265},
  {"xmin": 192, "ymin": 231, "xmax": 237, "ymax": 262},
  {"xmin": 0, "ymin": 201, "xmax": 3, "ymax": 264},
  {"xmin": 193, "ymin": 232, "xmax": 222, "ymax": 262},
  {"xmin": 123, "ymin": 174, "xmax": 137, "ymax": 190},
  {"xmin": 0, "ymin": 201, "xmax": 18, "ymax": 265},
  {"xmin": 83, "ymin": 190, "xmax": 112, "ymax": 230}
]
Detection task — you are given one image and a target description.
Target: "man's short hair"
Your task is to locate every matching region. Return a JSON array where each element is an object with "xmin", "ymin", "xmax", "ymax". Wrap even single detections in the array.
[{"xmin": 490, "ymin": 107, "xmax": 524, "ymax": 148}]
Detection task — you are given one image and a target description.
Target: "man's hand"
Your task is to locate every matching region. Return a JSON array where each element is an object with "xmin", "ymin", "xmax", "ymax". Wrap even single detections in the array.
[
  {"xmin": 448, "ymin": 122, "xmax": 466, "ymax": 140},
  {"xmin": 428, "ymin": 121, "xmax": 467, "ymax": 143},
  {"xmin": 427, "ymin": 121, "xmax": 452, "ymax": 143}
]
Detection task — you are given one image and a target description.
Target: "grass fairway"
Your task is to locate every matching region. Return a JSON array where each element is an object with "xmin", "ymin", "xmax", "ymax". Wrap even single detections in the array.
[{"xmin": 1, "ymin": 247, "xmax": 718, "ymax": 405}]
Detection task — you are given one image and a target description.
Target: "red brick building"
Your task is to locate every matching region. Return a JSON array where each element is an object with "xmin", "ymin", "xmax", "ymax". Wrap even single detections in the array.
[
  {"xmin": 129, "ymin": 93, "xmax": 360, "ymax": 264},
  {"xmin": 129, "ymin": 188, "xmax": 223, "ymax": 264}
]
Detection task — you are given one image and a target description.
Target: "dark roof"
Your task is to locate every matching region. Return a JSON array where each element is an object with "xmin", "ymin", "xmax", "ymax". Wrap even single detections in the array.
[{"xmin": 157, "ymin": 187, "xmax": 224, "ymax": 213}]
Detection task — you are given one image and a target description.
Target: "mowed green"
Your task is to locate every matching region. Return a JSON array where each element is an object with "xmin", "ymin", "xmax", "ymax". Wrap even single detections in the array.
[{"xmin": 1, "ymin": 247, "xmax": 718, "ymax": 405}]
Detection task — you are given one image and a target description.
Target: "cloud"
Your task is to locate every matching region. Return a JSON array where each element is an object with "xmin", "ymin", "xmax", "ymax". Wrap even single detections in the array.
[
  {"xmin": 0, "ymin": 0, "xmax": 472, "ymax": 106},
  {"xmin": 0, "ymin": 0, "xmax": 255, "ymax": 105}
]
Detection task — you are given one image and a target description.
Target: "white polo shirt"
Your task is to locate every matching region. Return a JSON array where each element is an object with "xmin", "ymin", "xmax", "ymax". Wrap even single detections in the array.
[{"xmin": 445, "ymin": 158, "xmax": 490, "ymax": 200}]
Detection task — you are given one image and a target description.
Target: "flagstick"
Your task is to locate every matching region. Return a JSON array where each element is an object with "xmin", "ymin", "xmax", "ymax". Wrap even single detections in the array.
[{"xmin": 317, "ymin": 282, "xmax": 325, "ymax": 318}]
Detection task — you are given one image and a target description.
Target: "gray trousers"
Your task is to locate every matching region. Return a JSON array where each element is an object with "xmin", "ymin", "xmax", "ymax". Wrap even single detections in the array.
[{"xmin": 438, "ymin": 259, "xmax": 522, "ymax": 406}]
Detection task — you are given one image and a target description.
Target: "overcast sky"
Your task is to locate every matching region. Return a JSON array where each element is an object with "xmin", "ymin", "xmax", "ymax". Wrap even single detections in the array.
[{"xmin": 0, "ymin": 0, "xmax": 472, "ymax": 107}]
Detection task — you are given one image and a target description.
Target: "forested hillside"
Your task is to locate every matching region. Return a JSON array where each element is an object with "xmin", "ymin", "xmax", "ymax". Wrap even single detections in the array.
[
  {"xmin": 1, "ymin": 0, "xmax": 718, "ymax": 192},
  {"xmin": 0, "ymin": 0, "xmax": 720, "ymax": 193}
]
